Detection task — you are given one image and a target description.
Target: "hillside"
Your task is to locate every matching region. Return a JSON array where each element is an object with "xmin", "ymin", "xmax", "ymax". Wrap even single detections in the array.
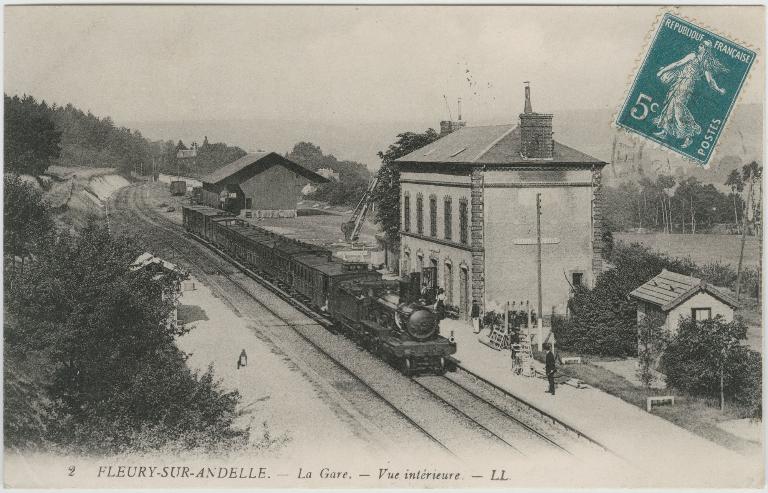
[
  {"xmin": 544, "ymin": 103, "xmax": 762, "ymax": 189},
  {"xmin": 127, "ymin": 102, "xmax": 762, "ymax": 186}
]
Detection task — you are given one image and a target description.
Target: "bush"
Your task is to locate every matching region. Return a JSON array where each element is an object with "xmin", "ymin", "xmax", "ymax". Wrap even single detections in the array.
[
  {"xmin": 553, "ymin": 242, "xmax": 700, "ymax": 357},
  {"xmin": 661, "ymin": 316, "xmax": 761, "ymax": 417},
  {"xmin": 739, "ymin": 266, "xmax": 761, "ymax": 299},
  {"xmin": 694, "ymin": 261, "xmax": 737, "ymax": 289},
  {"xmin": 731, "ymin": 349, "xmax": 762, "ymax": 419},
  {"xmin": 692, "ymin": 261, "xmax": 760, "ymax": 299},
  {"xmin": 5, "ymin": 221, "xmax": 252, "ymax": 453}
]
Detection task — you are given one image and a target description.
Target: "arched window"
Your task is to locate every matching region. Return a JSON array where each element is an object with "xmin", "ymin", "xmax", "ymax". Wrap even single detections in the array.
[
  {"xmin": 444, "ymin": 260, "xmax": 453, "ymax": 305},
  {"xmin": 429, "ymin": 195, "xmax": 437, "ymax": 237},
  {"xmin": 416, "ymin": 194, "xmax": 424, "ymax": 235},
  {"xmin": 444, "ymin": 196, "xmax": 452, "ymax": 240},
  {"xmin": 459, "ymin": 198, "xmax": 468, "ymax": 244},
  {"xmin": 403, "ymin": 193, "xmax": 411, "ymax": 232}
]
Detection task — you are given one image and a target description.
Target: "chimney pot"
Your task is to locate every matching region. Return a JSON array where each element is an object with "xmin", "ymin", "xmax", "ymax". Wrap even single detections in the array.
[{"xmin": 524, "ymin": 81, "xmax": 533, "ymax": 114}]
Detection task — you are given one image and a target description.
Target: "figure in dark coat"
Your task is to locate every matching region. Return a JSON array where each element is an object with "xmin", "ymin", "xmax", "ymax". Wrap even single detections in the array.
[
  {"xmin": 471, "ymin": 300, "xmax": 481, "ymax": 334},
  {"xmin": 434, "ymin": 288, "xmax": 446, "ymax": 321},
  {"xmin": 237, "ymin": 349, "xmax": 248, "ymax": 369},
  {"xmin": 545, "ymin": 345, "xmax": 556, "ymax": 395}
]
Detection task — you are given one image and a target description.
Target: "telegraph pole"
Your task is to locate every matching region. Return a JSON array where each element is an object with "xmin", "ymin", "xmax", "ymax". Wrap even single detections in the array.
[{"xmin": 536, "ymin": 193, "xmax": 543, "ymax": 351}]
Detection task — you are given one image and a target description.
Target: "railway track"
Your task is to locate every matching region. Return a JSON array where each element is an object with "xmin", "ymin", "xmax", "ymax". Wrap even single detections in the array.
[
  {"xmin": 112, "ymin": 182, "xmax": 605, "ymax": 461},
  {"xmin": 113, "ymin": 185, "xmax": 451, "ymax": 457}
]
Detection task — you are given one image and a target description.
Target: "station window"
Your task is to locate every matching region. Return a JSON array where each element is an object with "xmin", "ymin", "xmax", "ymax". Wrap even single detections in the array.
[
  {"xmin": 572, "ymin": 272, "xmax": 583, "ymax": 288},
  {"xmin": 459, "ymin": 199, "xmax": 468, "ymax": 245},
  {"xmin": 692, "ymin": 308, "xmax": 712, "ymax": 321},
  {"xmin": 416, "ymin": 194, "xmax": 424, "ymax": 235},
  {"xmin": 403, "ymin": 193, "xmax": 411, "ymax": 232},
  {"xmin": 444, "ymin": 197, "xmax": 452, "ymax": 240},
  {"xmin": 429, "ymin": 195, "xmax": 437, "ymax": 237}
]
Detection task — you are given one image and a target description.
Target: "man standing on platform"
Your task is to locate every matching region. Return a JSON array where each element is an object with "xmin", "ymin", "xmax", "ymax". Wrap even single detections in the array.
[
  {"xmin": 471, "ymin": 300, "xmax": 480, "ymax": 334},
  {"xmin": 545, "ymin": 343, "xmax": 556, "ymax": 395}
]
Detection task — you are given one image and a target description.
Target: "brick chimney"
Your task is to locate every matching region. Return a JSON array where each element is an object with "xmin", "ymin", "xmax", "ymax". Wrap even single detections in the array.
[
  {"xmin": 440, "ymin": 119, "xmax": 467, "ymax": 137},
  {"xmin": 439, "ymin": 98, "xmax": 467, "ymax": 137},
  {"xmin": 519, "ymin": 82, "xmax": 554, "ymax": 159}
]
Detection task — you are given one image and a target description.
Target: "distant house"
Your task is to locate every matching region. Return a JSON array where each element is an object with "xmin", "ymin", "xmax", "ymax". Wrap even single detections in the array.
[
  {"xmin": 177, "ymin": 142, "xmax": 198, "ymax": 160},
  {"xmin": 200, "ymin": 152, "xmax": 327, "ymax": 218},
  {"xmin": 131, "ymin": 253, "xmax": 187, "ymax": 328},
  {"xmin": 177, "ymin": 149, "xmax": 197, "ymax": 159},
  {"xmin": 629, "ymin": 269, "xmax": 739, "ymax": 333},
  {"xmin": 317, "ymin": 168, "xmax": 339, "ymax": 181}
]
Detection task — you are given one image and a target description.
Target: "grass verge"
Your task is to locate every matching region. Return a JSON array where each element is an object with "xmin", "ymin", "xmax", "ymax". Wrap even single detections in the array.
[{"xmin": 534, "ymin": 350, "xmax": 761, "ymax": 455}]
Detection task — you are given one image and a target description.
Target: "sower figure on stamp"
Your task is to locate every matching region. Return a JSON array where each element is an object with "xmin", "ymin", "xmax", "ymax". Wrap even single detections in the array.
[
  {"xmin": 237, "ymin": 349, "xmax": 248, "ymax": 369},
  {"xmin": 653, "ymin": 39, "xmax": 728, "ymax": 149},
  {"xmin": 545, "ymin": 343, "xmax": 556, "ymax": 395}
]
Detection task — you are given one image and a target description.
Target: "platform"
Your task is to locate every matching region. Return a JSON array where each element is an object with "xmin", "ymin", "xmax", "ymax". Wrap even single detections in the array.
[{"xmin": 440, "ymin": 318, "xmax": 762, "ymax": 488}]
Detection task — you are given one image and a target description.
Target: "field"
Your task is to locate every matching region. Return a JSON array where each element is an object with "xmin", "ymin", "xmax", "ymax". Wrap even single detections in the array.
[
  {"xmin": 614, "ymin": 233, "xmax": 760, "ymax": 268},
  {"xmin": 256, "ymin": 208, "xmax": 380, "ymax": 250}
]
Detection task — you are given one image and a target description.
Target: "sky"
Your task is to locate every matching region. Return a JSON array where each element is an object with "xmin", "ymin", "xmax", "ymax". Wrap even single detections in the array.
[{"xmin": 4, "ymin": 5, "xmax": 765, "ymax": 164}]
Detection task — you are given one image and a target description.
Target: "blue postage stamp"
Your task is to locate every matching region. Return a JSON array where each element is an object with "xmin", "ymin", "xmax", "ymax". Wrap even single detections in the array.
[{"xmin": 617, "ymin": 13, "xmax": 756, "ymax": 165}]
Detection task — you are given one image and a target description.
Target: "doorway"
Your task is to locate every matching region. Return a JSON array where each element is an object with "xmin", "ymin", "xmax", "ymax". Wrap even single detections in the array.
[
  {"xmin": 459, "ymin": 267, "xmax": 469, "ymax": 320},
  {"xmin": 444, "ymin": 262, "xmax": 453, "ymax": 305}
]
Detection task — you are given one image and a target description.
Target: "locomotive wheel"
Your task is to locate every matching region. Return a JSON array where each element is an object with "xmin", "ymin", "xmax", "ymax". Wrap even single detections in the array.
[
  {"xmin": 401, "ymin": 357, "xmax": 413, "ymax": 376},
  {"xmin": 437, "ymin": 356, "xmax": 446, "ymax": 375}
]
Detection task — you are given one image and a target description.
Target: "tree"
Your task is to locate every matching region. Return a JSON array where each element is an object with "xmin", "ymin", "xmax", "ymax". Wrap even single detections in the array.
[
  {"xmin": 371, "ymin": 129, "xmax": 440, "ymax": 244},
  {"xmin": 553, "ymin": 242, "xmax": 697, "ymax": 356},
  {"xmin": 725, "ymin": 169, "xmax": 744, "ymax": 232},
  {"xmin": 4, "ymin": 175, "xmax": 55, "ymax": 275},
  {"xmin": 4, "ymin": 94, "xmax": 61, "ymax": 175},
  {"xmin": 656, "ymin": 175, "xmax": 676, "ymax": 233},
  {"xmin": 661, "ymin": 316, "xmax": 754, "ymax": 412},
  {"xmin": 636, "ymin": 311, "xmax": 668, "ymax": 389},
  {"xmin": 5, "ymin": 222, "xmax": 249, "ymax": 452}
]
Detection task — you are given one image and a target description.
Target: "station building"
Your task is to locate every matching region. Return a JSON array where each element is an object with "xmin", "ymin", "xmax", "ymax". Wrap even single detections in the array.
[
  {"xmin": 200, "ymin": 152, "xmax": 327, "ymax": 218},
  {"xmin": 396, "ymin": 85, "xmax": 607, "ymax": 321}
]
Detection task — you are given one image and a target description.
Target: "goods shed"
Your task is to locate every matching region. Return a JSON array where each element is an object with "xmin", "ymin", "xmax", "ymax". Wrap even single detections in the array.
[{"xmin": 200, "ymin": 152, "xmax": 327, "ymax": 218}]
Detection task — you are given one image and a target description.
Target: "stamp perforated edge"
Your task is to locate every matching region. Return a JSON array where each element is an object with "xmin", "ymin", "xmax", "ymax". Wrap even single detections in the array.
[{"xmin": 612, "ymin": 7, "xmax": 761, "ymax": 169}]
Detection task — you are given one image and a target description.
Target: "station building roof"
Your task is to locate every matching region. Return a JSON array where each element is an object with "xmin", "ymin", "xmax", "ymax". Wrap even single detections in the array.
[
  {"xmin": 131, "ymin": 252, "xmax": 186, "ymax": 280},
  {"xmin": 202, "ymin": 152, "xmax": 328, "ymax": 186},
  {"xmin": 395, "ymin": 125, "xmax": 604, "ymax": 167},
  {"xmin": 629, "ymin": 269, "xmax": 739, "ymax": 312}
]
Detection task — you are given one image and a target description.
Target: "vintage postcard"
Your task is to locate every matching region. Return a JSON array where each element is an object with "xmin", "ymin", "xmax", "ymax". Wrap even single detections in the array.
[{"xmin": 3, "ymin": 4, "xmax": 765, "ymax": 490}]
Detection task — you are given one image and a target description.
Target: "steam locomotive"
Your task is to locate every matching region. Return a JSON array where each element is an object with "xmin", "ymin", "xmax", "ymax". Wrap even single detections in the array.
[{"xmin": 182, "ymin": 205, "xmax": 456, "ymax": 375}]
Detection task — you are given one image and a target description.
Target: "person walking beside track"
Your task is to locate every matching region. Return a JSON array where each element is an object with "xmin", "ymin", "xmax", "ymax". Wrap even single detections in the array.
[
  {"xmin": 545, "ymin": 343, "xmax": 556, "ymax": 395},
  {"xmin": 471, "ymin": 300, "xmax": 481, "ymax": 334}
]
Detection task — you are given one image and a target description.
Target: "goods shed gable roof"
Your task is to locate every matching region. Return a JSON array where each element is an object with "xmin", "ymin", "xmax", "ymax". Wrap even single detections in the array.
[
  {"xmin": 629, "ymin": 269, "xmax": 739, "ymax": 312},
  {"xmin": 395, "ymin": 125, "xmax": 604, "ymax": 166},
  {"xmin": 202, "ymin": 152, "xmax": 328, "ymax": 185}
]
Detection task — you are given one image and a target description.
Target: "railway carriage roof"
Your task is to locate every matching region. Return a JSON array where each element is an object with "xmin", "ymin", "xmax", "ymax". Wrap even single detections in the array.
[{"xmin": 184, "ymin": 205, "xmax": 221, "ymax": 216}]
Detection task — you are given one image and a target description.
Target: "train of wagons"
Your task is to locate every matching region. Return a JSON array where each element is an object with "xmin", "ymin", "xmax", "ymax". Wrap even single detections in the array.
[{"xmin": 182, "ymin": 204, "xmax": 456, "ymax": 375}]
